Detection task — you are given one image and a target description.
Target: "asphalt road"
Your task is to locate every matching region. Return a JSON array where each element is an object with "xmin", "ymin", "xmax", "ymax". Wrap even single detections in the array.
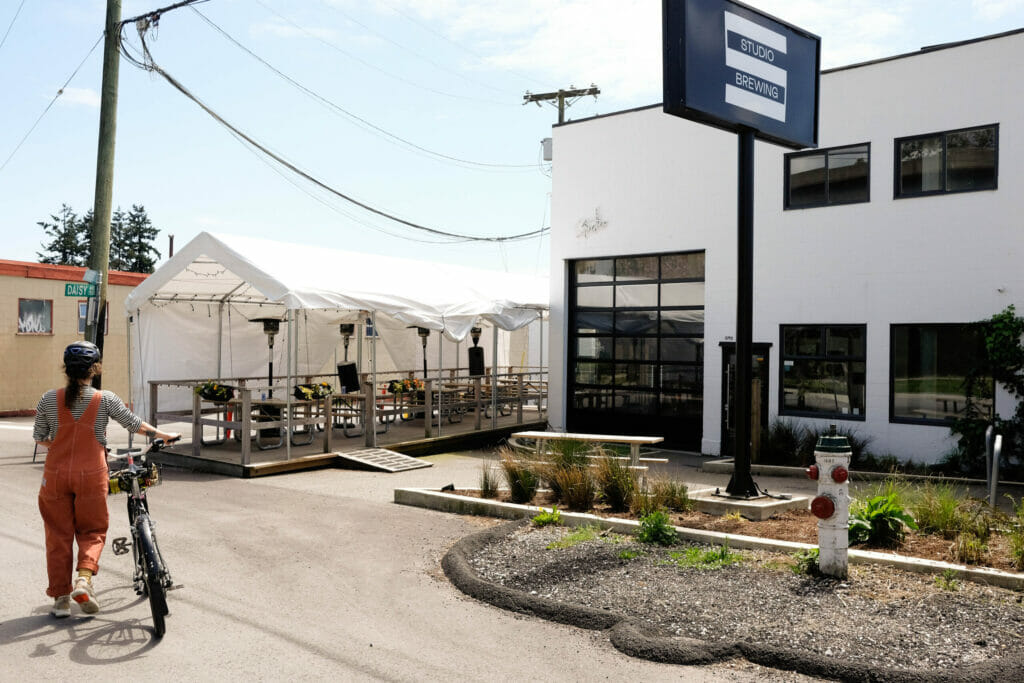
[{"xmin": 1, "ymin": 417, "xmax": 819, "ymax": 682}]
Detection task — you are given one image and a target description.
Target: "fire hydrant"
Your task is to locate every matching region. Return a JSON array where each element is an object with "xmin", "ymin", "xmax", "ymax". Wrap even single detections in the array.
[{"xmin": 806, "ymin": 425, "xmax": 851, "ymax": 578}]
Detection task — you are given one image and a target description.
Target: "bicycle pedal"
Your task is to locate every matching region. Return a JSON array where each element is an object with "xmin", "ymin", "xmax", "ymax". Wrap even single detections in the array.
[{"xmin": 111, "ymin": 537, "xmax": 131, "ymax": 555}]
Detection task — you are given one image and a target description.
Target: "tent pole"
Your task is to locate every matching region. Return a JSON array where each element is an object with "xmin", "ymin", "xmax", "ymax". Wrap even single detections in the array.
[
  {"xmin": 539, "ymin": 313, "xmax": 546, "ymax": 419},
  {"xmin": 286, "ymin": 309, "xmax": 294, "ymax": 461},
  {"xmin": 437, "ymin": 332, "xmax": 443, "ymax": 437},
  {"xmin": 370, "ymin": 310, "xmax": 378, "ymax": 448},
  {"xmin": 357, "ymin": 313, "xmax": 364, "ymax": 373},
  {"xmin": 216, "ymin": 303, "xmax": 224, "ymax": 380},
  {"xmin": 492, "ymin": 325, "xmax": 498, "ymax": 430}
]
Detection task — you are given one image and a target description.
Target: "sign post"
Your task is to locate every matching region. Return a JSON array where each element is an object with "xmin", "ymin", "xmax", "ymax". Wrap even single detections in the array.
[{"xmin": 663, "ymin": 0, "xmax": 820, "ymax": 497}]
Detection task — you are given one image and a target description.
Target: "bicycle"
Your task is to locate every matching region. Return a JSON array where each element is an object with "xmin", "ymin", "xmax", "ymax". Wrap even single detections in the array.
[{"xmin": 108, "ymin": 437, "xmax": 180, "ymax": 637}]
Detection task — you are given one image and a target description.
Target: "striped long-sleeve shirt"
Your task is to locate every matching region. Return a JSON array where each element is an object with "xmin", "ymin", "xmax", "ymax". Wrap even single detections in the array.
[{"xmin": 33, "ymin": 387, "xmax": 143, "ymax": 447}]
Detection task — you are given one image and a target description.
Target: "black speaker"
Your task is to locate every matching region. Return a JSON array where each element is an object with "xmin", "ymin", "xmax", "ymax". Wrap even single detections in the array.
[
  {"xmin": 337, "ymin": 363, "xmax": 359, "ymax": 393},
  {"xmin": 468, "ymin": 347, "xmax": 485, "ymax": 377}
]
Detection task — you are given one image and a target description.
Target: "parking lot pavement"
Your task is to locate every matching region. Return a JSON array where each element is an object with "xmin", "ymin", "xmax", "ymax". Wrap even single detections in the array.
[{"xmin": 2, "ymin": 418, "xmax": 808, "ymax": 682}]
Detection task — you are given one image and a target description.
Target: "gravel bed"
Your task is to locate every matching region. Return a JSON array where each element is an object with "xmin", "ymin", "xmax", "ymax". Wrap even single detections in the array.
[{"xmin": 467, "ymin": 524, "xmax": 1024, "ymax": 675}]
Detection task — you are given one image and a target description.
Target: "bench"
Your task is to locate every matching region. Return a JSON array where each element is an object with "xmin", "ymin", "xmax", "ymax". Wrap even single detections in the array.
[{"xmin": 511, "ymin": 431, "xmax": 666, "ymax": 469}]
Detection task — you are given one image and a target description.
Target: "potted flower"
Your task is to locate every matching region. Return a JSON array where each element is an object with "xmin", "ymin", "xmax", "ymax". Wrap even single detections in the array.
[{"xmin": 195, "ymin": 380, "xmax": 235, "ymax": 403}]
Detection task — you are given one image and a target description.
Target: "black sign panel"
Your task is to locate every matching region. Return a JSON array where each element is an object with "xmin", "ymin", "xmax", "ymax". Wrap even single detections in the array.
[{"xmin": 663, "ymin": 0, "xmax": 820, "ymax": 149}]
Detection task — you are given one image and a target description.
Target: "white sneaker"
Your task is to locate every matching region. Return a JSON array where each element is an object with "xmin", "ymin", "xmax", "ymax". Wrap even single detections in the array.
[
  {"xmin": 71, "ymin": 577, "xmax": 100, "ymax": 614},
  {"xmin": 51, "ymin": 595, "xmax": 71, "ymax": 618}
]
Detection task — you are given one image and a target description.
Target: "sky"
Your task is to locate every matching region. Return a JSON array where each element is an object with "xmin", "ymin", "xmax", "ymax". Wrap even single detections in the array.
[{"xmin": 2, "ymin": 0, "xmax": 1024, "ymax": 276}]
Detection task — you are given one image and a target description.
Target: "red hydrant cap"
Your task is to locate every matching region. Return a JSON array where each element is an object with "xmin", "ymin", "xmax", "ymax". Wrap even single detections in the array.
[
  {"xmin": 811, "ymin": 495, "xmax": 835, "ymax": 519},
  {"xmin": 831, "ymin": 465, "xmax": 849, "ymax": 483},
  {"xmin": 806, "ymin": 464, "xmax": 819, "ymax": 480}
]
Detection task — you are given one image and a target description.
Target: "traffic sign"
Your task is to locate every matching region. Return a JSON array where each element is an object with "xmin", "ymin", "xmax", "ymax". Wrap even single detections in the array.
[
  {"xmin": 65, "ymin": 282, "xmax": 96, "ymax": 297},
  {"xmin": 663, "ymin": 0, "xmax": 820, "ymax": 149}
]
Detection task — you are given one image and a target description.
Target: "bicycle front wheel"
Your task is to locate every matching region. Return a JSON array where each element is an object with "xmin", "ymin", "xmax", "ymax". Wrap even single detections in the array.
[{"xmin": 135, "ymin": 514, "xmax": 169, "ymax": 637}]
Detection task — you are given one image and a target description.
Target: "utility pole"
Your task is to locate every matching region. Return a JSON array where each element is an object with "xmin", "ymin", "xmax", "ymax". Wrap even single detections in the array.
[
  {"xmin": 85, "ymin": 0, "xmax": 122, "ymax": 390},
  {"xmin": 523, "ymin": 84, "xmax": 600, "ymax": 124}
]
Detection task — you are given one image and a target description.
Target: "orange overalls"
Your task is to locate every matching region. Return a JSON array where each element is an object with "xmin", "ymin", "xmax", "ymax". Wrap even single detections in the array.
[{"xmin": 38, "ymin": 389, "xmax": 110, "ymax": 598}]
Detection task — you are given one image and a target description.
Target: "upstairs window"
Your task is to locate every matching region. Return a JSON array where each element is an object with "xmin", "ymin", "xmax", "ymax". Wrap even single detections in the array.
[
  {"xmin": 895, "ymin": 124, "xmax": 997, "ymax": 197},
  {"xmin": 785, "ymin": 144, "xmax": 870, "ymax": 209}
]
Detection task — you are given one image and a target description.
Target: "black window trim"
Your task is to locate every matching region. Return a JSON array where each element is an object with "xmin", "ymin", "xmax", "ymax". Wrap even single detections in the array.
[
  {"xmin": 888, "ymin": 322, "xmax": 995, "ymax": 427},
  {"xmin": 783, "ymin": 142, "xmax": 871, "ymax": 210},
  {"xmin": 778, "ymin": 323, "xmax": 867, "ymax": 421},
  {"xmin": 893, "ymin": 123, "xmax": 999, "ymax": 199}
]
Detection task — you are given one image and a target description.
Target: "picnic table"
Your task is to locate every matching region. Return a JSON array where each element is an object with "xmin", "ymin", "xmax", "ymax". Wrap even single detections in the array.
[{"xmin": 511, "ymin": 431, "xmax": 665, "ymax": 468}]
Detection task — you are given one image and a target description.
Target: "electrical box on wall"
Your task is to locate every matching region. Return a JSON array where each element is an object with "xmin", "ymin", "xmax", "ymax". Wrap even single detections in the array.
[{"xmin": 541, "ymin": 137, "xmax": 553, "ymax": 161}]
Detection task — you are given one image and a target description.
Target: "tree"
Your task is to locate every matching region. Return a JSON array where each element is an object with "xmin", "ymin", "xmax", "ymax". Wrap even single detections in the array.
[
  {"xmin": 36, "ymin": 203, "xmax": 160, "ymax": 273},
  {"xmin": 37, "ymin": 204, "xmax": 88, "ymax": 266},
  {"xmin": 120, "ymin": 204, "xmax": 161, "ymax": 273}
]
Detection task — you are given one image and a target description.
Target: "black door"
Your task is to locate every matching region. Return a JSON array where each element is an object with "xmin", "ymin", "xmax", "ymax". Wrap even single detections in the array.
[{"xmin": 720, "ymin": 343, "xmax": 771, "ymax": 459}]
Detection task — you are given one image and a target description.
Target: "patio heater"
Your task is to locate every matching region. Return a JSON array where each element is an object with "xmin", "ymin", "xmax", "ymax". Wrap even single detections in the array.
[
  {"xmin": 409, "ymin": 326, "xmax": 430, "ymax": 378},
  {"xmin": 468, "ymin": 326, "xmax": 485, "ymax": 376},
  {"xmin": 339, "ymin": 323, "xmax": 355, "ymax": 362},
  {"xmin": 251, "ymin": 317, "xmax": 283, "ymax": 398}
]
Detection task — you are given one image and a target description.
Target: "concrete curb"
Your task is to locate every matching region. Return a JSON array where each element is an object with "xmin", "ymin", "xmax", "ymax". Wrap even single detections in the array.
[
  {"xmin": 441, "ymin": 519, "xmax": 1023, "ymax": 682},
  {"xmin": 395, "ymin": 487, "xmax": 1024, "ymax": 591}
]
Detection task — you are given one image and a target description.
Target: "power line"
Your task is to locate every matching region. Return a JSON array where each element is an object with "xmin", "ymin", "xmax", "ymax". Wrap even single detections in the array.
[
  {"xmin": 0, "ymin": 33, "xmax": 104, "ymax": 176},
  {"xmin": 251, "ymin": 0, "xmax": 511, "ymax": 107},
  {"xmin": 190, "ymin": 7, "xmax": 537, "ymax": 171},
  {"xmin": 0, "ymin": 0, "xmax": 28, "ymax": 53},
  {"xmin": 118, "ymin": 24, "xmax": 548, "ymax": 244}
]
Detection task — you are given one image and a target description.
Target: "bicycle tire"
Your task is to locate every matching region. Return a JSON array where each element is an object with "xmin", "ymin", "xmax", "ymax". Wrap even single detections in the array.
[{"xmin": 135, "ymin": 515, "xmax": 169, "ymax": 637}]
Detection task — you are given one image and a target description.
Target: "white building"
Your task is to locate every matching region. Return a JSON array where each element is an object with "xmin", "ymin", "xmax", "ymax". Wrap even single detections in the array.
[{"xmin": 548, "ymin": 29, "xmax": 1024, "ymax": 463}]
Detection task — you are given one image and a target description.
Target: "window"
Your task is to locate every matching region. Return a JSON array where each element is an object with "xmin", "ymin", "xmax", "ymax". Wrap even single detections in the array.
[
  {"xmin": 780, "ymin": 325, "xmax": 866, "ymax": 419},
  {"xmin": 365, "ymin": 317, "xmax": 378, "ymax": 338},
  {"xmin": 77, "ymin": 300, "xmax": 109, "ymax": 335},
  {"xmin": 785, "ymin": 144, "xmax": 869, "ymax": 209},
  {"xmin": 568, "ymin": 251, "xmax": 705, "ymax": 449},
  {"xmin": 17, "ymin": 299, "xmax": 53, "ymax": 334},
  {"xmin": 895, "ymin": 124, "xmax": 997, "ymax": 197},
  {"xmin": 890, "ymin": 324, "xmax": 993, "ymax": 424}
]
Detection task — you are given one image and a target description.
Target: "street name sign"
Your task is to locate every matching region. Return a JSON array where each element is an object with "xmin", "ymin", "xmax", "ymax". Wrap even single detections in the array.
[
  {"xmin": 65, "ymin": 283, "xmax": 96, "ymax": 297},
  {"xmin": 663, "ymin": 0, "xmax": 820, "ymax": 149}
]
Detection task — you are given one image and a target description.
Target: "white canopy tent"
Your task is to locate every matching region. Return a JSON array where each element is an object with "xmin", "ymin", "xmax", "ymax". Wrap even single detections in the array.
[{"xmin": 124, "ymin": 232, "xmax": 547, "ymax": 418}]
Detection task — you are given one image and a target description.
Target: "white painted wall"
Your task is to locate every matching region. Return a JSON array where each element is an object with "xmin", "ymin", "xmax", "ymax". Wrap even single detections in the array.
[{"xmin": 550, "ymin": 31, "xmax": 1024, "ymax": 463}]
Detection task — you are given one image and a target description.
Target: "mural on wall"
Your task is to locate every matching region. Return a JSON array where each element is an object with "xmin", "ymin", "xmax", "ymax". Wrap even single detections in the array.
[
  {"xmin": 18, "ymin": 299, "xmax": 52, "ymax": 334},
  {"xmin": 576, "ymin": 208, "xmax": 607, "ymax": 239}
]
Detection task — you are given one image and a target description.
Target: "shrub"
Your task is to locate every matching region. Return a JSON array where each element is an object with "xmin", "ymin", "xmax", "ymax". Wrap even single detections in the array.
[
  {"xmin": 1007, "ymin": 495, "xmax": 1024, "ymax": 570},
  {"xmin": 911, "ymin": 481, "xmax": 964, "ymax": 539},
  {"xmin": 637, "ymin": 510, "xmax": 677, "ymax": 546},
  {"xmin": 791, "ymin": 548, "xmax": 820, "ymax": 576},
  {"xmin": 532, "ymin": 505, "xmax": 561, "ymax": 527},
  {"xmin": 595, "ymin": 454, "xmax": 637, "ymax": 512},
  {"xmin": 934, "ymin": 568, "xmax": 961, "ymax": 591},
  {"xmin": 553, "ymin": 465, "xmax": 597, "ymax": 511},
  {"xmin": 479, "ymin": 462, "xmax": 499, "ymax": 499},
  {"xmin": 649, "ymin": 477, "xmax": 692, "ymax": 512},
  {"xmin": 848, "ymin": 492, "xmax": 918, "ymax": 547},
  {"xmin": 759, "ymin": 419, "xmax": 806, "ymax": 466},
  {"xmin": 953, "ymin": 531, "xmax": 988, "ymax": 565},
  {"xmin": 537, "ymin": 438, "xmax": 592, "ymax": 501},
  {"xmin": 500, "ymin": 449, "xmax": 539, "ymax": 504}
]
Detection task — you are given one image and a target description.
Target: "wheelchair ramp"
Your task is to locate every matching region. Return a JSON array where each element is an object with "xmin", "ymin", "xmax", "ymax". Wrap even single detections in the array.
[{"xmin": 337, "ymin": 448, "xmax": 433, "ymax": 473}]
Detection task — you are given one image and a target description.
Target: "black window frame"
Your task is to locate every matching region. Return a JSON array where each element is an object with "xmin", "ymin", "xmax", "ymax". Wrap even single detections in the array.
[
  {"xmin": 894, "ymin": 123, "xmax": 999, "ymax": 198},
  {"xmin": 784, "ymin": 142, "xmax": 871, "ymax": 210},
  {"xmin": 779, "ymin": 324, "xmax": 867, "ymax": 421},
  {"xmin": 567, "ymin": 251, "xmax": 705, "ymax": 444},
  {"xmin": 889, "ymin": 323, "xmax": 994, "ymax": 426}
]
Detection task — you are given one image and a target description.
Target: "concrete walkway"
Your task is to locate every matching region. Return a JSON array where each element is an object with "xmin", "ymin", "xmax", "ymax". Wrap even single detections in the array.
[{"xmin": 1, "ymin": 417, "xmax": 818, "ymax": 681}]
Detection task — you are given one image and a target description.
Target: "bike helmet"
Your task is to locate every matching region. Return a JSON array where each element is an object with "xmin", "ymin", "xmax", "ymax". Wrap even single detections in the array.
[{"xmin": 64, "ymin": 340, "xmax": 102, "ymax": 369}]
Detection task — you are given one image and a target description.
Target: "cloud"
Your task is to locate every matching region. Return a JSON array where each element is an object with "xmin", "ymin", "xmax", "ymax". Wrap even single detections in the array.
[
  {"xmin": 971, "ymin": 0, "xmax": 1024, "ymax": 20},
  {"xmin": 250, "ymin": 19, "xmax": 337, "ymax": 42},
  {"xmin": 57, "ymin": 87, "xmax": 100, "ymax": 108}
]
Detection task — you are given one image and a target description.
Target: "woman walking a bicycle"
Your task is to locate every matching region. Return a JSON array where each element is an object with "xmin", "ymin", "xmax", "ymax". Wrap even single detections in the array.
[{"xmin": 33, "ymin": 341, "xmax": 179, "ymax": 618}]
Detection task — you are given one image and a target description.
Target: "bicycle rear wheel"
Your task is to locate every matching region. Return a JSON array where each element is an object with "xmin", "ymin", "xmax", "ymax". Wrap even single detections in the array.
[{"xmin": 135, "ymin": 514, "xmax": 169, "ymax": 637}]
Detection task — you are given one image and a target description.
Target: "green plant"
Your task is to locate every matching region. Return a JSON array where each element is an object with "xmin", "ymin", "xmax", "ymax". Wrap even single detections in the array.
[
  {"xmin": 723, "ymin": 510, "xmax": 744, "ymax": 522},
  {"xmin": 791, "ymin": 548, "xmax": 820, "ymax": 576},
  {"xmin": 953, "ymin": 531, "xmax": 988, "ymax": 564},
  {"xmin": 637, "ymin": 509, "xmax": 677, "ymax": 546},
  {"xmin": 532, "ymin": 505, "xmax": 561, "ymax": 527},
  {"xmin": 594, "ymin": 454, "xmax": 637, "ymax": 512},
  {"xmin": 618, "ymin": 549, "xmax": 643, "ymax": 560},
  {"xmin": 647, "ymin": 477, "xmax": 692, "ymax": 512},
  {"xmin": 499, "ymin": 449, "xmax": 539, "ymax": 504},
  {"xmin": 848, "ymin": 492, "xmax": 918, "ymax": 547},
  {"xmin": 479, "ymin": 462, "xmax": 499, "ymax": 499},
  {"xmin": 546, "ymin": 524, "xmax": 601, "ymax": 550},
  {"xmin": 911, "ymin": 481, "xmax": 964, "ymax": 539},
  {"xmin": 667, "ymin": 543, "xmax": 742, "ymax": 569},
  {"xmin": 537, "ymin": 438, "xmax": 592, "ymax": 501},
  {"xmin": 1007, "ymin": 495, "xmax": 1024, "ymax": 570},
  {"xmin": 758, "ymin": 419, "xmax": 807, "ymax": 466},
  {"xmin": 934, "ymin": 568, "xmax": 961, "ymax": 591},
  {"xmin": 553, "ymin": 465, "xmax": 597, "ymax": 511}
]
